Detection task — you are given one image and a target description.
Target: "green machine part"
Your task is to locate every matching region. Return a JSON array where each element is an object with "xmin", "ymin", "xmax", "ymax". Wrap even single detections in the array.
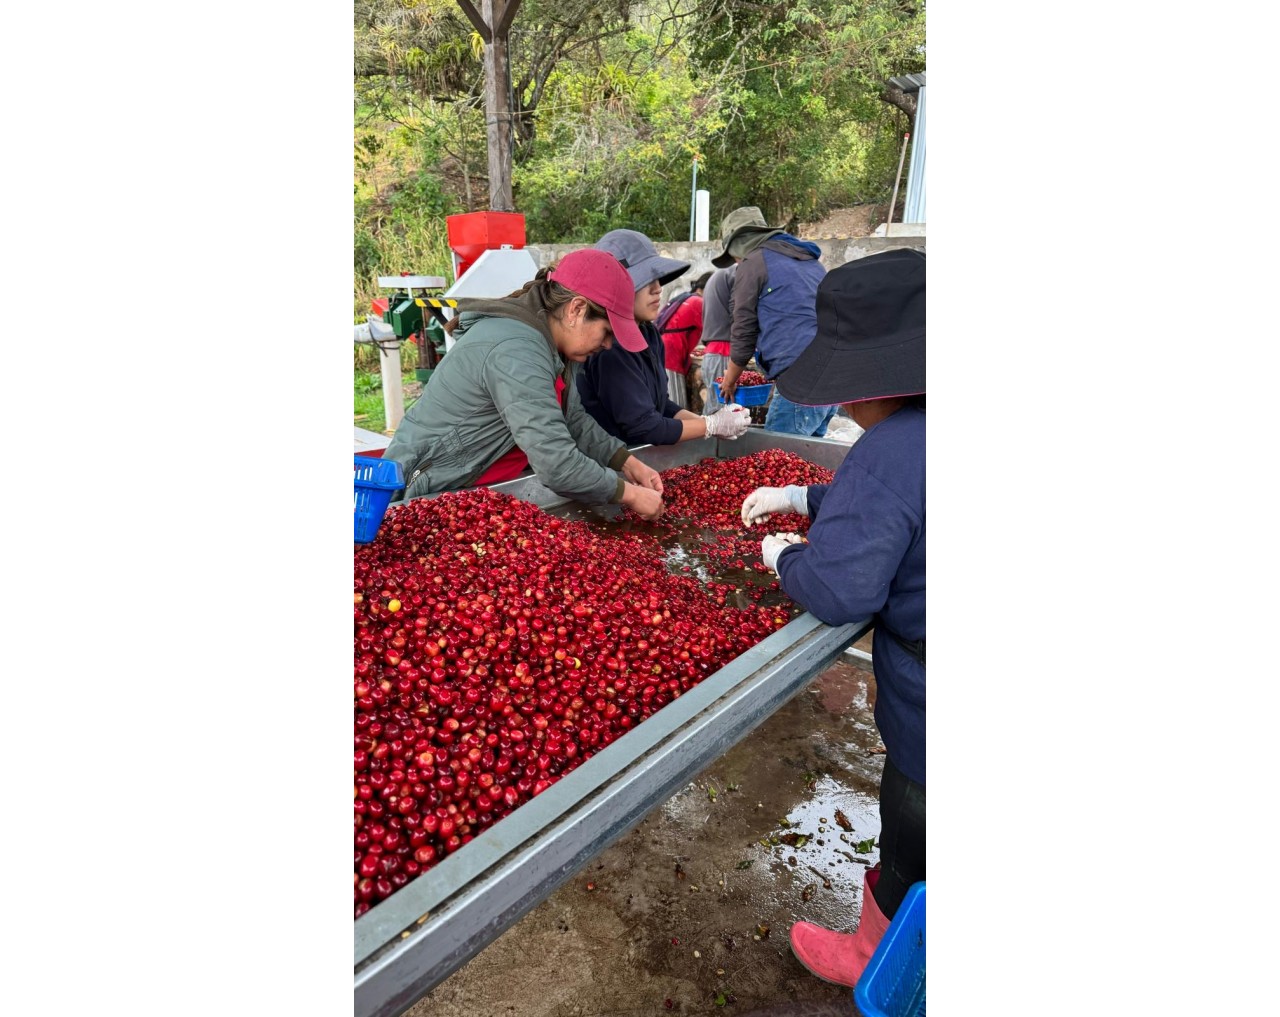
[
  {"xmin": 385, "ymin": 295, "xmax": 424, "ymax": 339},
  {"xmin": 423, "ymin": 318, "xmax": 446, "ymax": 353}
]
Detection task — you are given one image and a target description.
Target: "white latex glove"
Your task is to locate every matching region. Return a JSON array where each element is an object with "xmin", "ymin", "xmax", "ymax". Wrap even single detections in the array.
[
  {"xmin": 741, "ymin": 484, "xmax": 810, "ymax": 527},
  {"xmin": 705, "ymin": 403, "xmax": 751, "ymax": 439},
  {"xmin": 761, "ymin": 532, "xmax": 804, "ymax": 573}
]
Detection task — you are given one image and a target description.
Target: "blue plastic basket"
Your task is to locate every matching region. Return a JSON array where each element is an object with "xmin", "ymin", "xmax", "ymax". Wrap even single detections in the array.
[
  {"xmin": 855, "ymin": 881, "xmax": 925, "ymax": 1017},
  {"xmin": 354, "ymin": 455, "xmax": 404, "ymax": 544},
  {"xmin": 713, "ymin": 380, "xmax": 773, "ymax": 407}
]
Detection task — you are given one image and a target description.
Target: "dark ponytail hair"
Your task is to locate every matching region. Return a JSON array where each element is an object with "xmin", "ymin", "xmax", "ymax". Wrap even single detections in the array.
[
  {"xmin": 444, "ymin": 263, "xmax": 609, "ymax": 335},
  {"xmin": 503, "ymin": 266, "xmax": 552, "ymax": 300}
]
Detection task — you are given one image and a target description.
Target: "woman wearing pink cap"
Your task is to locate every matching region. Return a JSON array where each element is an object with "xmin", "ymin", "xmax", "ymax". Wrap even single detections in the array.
[{"xmin": 383, "ymin": 248, "xmax": 666, "ymax": 520}]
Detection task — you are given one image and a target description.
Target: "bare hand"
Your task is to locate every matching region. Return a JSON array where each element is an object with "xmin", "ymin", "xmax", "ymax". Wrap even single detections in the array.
[
  {"xmin": 622, "ymin": 456, "xmax": 664, "ymax": 495},
  {"xmin": 622, "ymin": 482, "xmax": 664, "ymax": 521},
  {"xmin": 718, "ymin": 362, "xmax": 745, "ymax": 406}
]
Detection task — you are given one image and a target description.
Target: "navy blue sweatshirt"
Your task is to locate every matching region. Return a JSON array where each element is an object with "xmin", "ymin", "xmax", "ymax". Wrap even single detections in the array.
[
  {"xmin": 577, "ymin": 320, "xmax": 685, "ymax": 446},
  {"xmin": 777, "ymin": 406, "xmax": 925, "ymax": 785}
]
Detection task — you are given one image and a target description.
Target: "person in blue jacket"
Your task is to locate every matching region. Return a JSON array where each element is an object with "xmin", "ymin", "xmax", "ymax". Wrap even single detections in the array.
[
  {"xmin": 578, "ymin": 229, "xmax": 751, "ymax": 446},
  {"xmin": 740, "ymin": 248, "xmax": 925, "ymax": 989},
  {"xmin": 709, "ymin": 206, "xmax": 840, "ymax": 436}
]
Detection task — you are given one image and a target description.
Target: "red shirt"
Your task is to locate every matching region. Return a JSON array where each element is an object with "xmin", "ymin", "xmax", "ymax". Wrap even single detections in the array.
[
  {"xmin": 472, "ymin": 376, "xmax": 567, "ymax": 486},
  {"xmin": 660, "ymin": 295, "xmax": 703, "ymax": 372}
]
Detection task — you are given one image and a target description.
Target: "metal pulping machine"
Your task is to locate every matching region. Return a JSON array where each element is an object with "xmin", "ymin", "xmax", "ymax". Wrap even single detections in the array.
[
  {"xmin": 360, "ymin": 275, "xmax": 449, "ymax": 433},
  {"xmin": 354, "ymin": 211, "xmax": 536, "ymax": 435}
]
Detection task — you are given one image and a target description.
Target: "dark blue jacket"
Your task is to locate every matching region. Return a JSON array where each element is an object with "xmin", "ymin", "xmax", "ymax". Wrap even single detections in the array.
[
  {"xmin": 577, "ymin": 320, "xmax": 685, "ymax": 446},
  {"xmin": 777, "ymin": 406, "xmax": 925, "ymax": 785},
  {"xmin": 730, "ymin": 235, "xmax": 825, "ymax": 377}
]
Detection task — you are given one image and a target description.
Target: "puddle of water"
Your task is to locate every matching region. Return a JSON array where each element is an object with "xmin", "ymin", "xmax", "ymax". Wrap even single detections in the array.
[
  {"xmin": 659, "ymin": 769, "xmax": 882, "ymax": 933},
  {"xmin": 662, "ymin": 542, "xmax": 718, "ymax": 587},
  {"xmin": 740, "ymin": 774, "xmax": 881, "ymax": 929}
]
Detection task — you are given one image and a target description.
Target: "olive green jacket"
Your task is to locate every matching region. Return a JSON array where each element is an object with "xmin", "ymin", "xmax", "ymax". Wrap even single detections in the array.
[{"xmin": 383, "ymin": 288, "xmax": 631, "ymax": 505}]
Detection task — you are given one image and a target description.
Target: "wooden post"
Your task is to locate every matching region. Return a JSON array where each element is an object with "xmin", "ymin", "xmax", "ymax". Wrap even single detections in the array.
[
  {"xmin": 482, "ymin": 0, "xmax": 514, "ymax": 211},
  {"xmin": 455, "ymin": 0, "xmax": 522, "ymax": 211},
  {"xmin": 886, "ymin": 132, "xmax": 910, "ymax": 233}
]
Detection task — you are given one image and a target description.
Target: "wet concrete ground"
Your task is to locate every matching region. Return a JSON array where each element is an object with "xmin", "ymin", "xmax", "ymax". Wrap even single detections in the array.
[{"xmin": 409, "ymin": 633, "xmax": 883, "ymax": 1017}]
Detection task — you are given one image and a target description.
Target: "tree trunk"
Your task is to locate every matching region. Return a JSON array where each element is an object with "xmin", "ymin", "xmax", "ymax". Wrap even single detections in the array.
[
  {"xmin": 482, "ymin": 0, "xmax": 516, "ymax": 210},
  {"xmin": 456, "ymin": 105, "xmax": 475, "ymax": 209},
  {"xmin": 879, "ymin": 83, "xmax": 917, "ymax": 126}
]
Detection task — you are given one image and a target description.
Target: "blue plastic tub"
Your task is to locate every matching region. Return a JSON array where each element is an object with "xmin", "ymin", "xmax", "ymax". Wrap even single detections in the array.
[
  {"xmin": 855, "ymin": 881, "xmax": 925, "ymax": 1017},
  {"xmin": 354, "ymin": 455, "xmax": 404, "ymax": 544},
  {"xmin": 713, "ymin": 380, "xmax": 773, "ymax": 406}
]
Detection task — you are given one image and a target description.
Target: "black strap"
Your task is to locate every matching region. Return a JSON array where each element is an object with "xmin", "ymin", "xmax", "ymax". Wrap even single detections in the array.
[{"xmin": 876, "ymin": 616, "xmax": 925, "ymax": 667}]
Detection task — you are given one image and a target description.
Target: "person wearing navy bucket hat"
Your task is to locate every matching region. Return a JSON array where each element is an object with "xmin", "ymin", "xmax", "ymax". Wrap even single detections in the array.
[
  {"xmin": 577, "ymin": 228, "xmax": 751, "ymax": 446},
  {"xmin": 740, "ymin": 247, "xmax": 926, "ymax": 990},
  {"xmin": 383, "ymin": 247, "xmax": 667, "ymax": 520}
]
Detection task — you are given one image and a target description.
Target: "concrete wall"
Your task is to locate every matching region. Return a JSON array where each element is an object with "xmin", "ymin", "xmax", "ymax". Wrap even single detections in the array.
[{"xmin": 525, "ymin": 235, "xmax": 926, "ymax": 307}]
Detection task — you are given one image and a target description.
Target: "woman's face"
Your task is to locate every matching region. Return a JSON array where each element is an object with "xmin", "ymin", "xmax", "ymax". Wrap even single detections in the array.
[
  {"xmin": 633, "ymin": 279, "xmax": 662, "ymax": 323},
  {"xmin": 554, "ymin": 298, "xmax": 614, "ymax": 362}
]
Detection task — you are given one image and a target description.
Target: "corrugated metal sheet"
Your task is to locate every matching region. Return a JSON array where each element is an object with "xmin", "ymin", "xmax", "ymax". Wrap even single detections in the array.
[
  {"xmin": 904, "ymin": 85, "xmax": 926, "ymax": 223},
  {"xmin": 888, "ymin": 72, "xmax": 926, "ymax": 93}
]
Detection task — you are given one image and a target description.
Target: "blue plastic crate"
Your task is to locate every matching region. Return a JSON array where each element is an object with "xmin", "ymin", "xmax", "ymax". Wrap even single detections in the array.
[
  {"xmin": 855, "ymin": 881, "xmax": 925, "ymax": 1017},
  {"xmin": 354, "ymin": 455, "xmax": 404, "ymax": 544},
  {"xmin": 713, "ymin": 380, "xmax": 774, "ymax": 406}
]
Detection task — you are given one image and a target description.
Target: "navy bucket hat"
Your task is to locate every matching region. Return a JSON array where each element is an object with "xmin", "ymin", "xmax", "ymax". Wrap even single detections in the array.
[{"xmin": 775, "ymin": 248, "xmax": 925, "ymax": 406}]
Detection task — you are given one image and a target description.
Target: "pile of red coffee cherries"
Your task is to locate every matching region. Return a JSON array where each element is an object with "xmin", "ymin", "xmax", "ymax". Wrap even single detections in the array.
[
  {"xmin": 715, "ymin": 370, "xmax": 769, "ymax": 387},
  {"xmin": 652, "ymin": 450, "xmax": 833, "ymax": 532},
  {"xmin": 354, "ymin": 485, "xmax": 795, "ymax": 917}
]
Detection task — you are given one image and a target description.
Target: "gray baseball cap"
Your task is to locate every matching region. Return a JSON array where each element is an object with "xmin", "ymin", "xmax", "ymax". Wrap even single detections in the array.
[{"xmin": 594, "ymin": 229, "xmax": 690, "ymax": 292}]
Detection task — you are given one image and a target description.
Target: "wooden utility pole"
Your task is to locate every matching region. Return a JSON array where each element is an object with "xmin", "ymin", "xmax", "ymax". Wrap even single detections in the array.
[
  {"xmin": 455, "ymin": 0, "xmax": 523, "ymax": 211},
  {"xmin": 886, "ymin": 132, "xmax": 910, "ymax": 232}
]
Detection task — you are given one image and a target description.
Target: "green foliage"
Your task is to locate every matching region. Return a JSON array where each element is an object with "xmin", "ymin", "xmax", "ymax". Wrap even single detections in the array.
[
  {"xmin": 514, "ymin": 31, "xmax": 720, "ymax": 241},
  {"xmin": 387, "ymin": 165, "xmax": 453, "ymax": 218},
  {"xmin": 353, "ymin": 134, "xmax": 459, "ymax": 318},
  {"xmin": 355, "ymin": 387, "xmax": 419, "ymax": 435},
  {"xmin": 355, "ymin": 340, "xmax": 421, "ymax": 377},
  {"xmin": 354, "ymin": 0, "xmax": 925, "ymax": 294},
  {"xmin": 354, "ymin": 348, "xmax": 420, "ymax": 433},
  {"xmin": 354, "ymin": 221, "xmax": 383, "ymax": 283},
  {"xmin": 692, "ymin": 0, "xmax": 925, "ymax": 221}
]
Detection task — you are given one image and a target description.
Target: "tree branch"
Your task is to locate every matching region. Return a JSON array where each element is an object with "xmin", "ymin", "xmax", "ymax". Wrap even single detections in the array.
[
  {"xmin": 454, "ymin": 0, "xmax": 491, "ymax": 42},
  {"xmin": 879, "ymin": 82, "xmax": 917, "ymax": 123},
  {"xmin": 494, "ymin": 0, "xmax": 523, "ymax": 39}
]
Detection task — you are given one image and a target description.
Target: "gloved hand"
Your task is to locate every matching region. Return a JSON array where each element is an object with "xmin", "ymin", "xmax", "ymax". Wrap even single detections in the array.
[
  {"xmin": 705, "ymin": 404, "xmax": 751, "ymax": 439},
  {"xmin": 761, "ymin": 532, "xmax": 804, "ymax": 573},
  {"xmin": 741, "ymin": 484, "xmax": 810, "ymax": 526}
]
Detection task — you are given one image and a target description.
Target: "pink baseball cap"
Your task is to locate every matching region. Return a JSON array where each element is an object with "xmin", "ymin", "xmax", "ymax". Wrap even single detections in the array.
[{"xmin": 548, "ymin": 248, "xmax": 646, "ymax": 352}]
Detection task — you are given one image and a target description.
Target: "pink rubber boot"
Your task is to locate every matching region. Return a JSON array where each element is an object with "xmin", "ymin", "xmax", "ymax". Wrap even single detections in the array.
[{"xmin": 788, "ymin": 867, "xmax": 891, "ymax": 988}]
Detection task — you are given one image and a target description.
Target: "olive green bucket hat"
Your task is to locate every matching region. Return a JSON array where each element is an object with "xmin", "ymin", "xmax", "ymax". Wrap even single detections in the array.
[{"xmin": 710, "ymin": 205, "xmax": 782, "ymax": 268}]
